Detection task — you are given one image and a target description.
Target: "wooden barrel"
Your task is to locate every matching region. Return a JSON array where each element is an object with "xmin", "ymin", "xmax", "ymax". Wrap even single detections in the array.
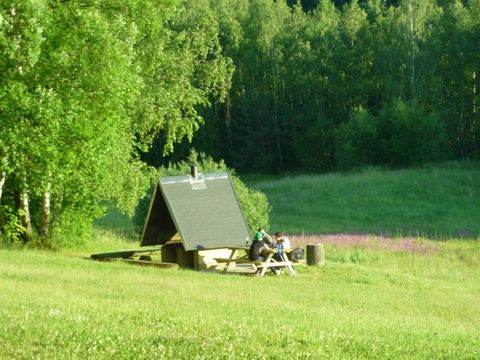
[{"xmin": 306, "ymin": 244, "xmax": 325, "ymax": 266}]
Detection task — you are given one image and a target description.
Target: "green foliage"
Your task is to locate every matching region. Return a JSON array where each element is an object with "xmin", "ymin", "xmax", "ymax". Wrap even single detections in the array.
[
  {"xmin": 0, "ymin": 0, "xmax": 232, "ymax": 246},
  {"xmin": 94, "ymin": 206, "xmax": 138, "ymax": 240},
  {"xmin": 153, "ymin": 0, "xmax": 480, "ymax": 173},
  {"xmin": 49, "ymin": 209, "xmax": 97, "ymax": 250},
  {"xmin": 0, "ymin": 0, "xmax": 147, "ymax": 244},
  {"xmin": 295, "ymin": 118, "xmax": 336, "ymax": 171},
  {"xmin": 1, "ymin": 239, "xmax": 479, "ymax": 358},
  {"xmin": 129, "ymin": 0, "xmax": 234, "ymax": 154},
  {"xmin": 377, "ymin": 99, "xmax": 448, "ymax": 166},
  {"xmin": 335, "ymin": 100, "xmax": 448, "ymax": 168},
  {"xmin": 229, "ymin": 176, "xmax": 271, "ymax": 233},
  {"xmin": 133, "ymin": 149, "xmax": 270, "ymax": 234},
  {"xmin": 335, "ymin": 107, "xmax": 378, "ymax": 169},
  {"xmin": 0, "ymin": 206, "xmax": 24, "ymax": 245}
]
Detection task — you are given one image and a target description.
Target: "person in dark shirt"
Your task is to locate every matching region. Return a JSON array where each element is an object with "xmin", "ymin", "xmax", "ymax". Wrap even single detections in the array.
[
  {"xmin": 248, "ymin": 229, "xmax": 279, "ymax": 275},
  {"xmin": 248, "ymin": 229, "xmax": 273, "ymax": 261}
]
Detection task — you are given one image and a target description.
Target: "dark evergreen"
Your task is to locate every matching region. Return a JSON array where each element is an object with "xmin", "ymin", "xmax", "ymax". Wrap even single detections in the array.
[{"xmin": 143, "ymin": 0, "xmax": 477, "ymax": 173}]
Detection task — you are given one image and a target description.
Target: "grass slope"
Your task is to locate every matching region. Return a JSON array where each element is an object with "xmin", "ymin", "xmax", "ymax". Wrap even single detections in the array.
[
  {"xmin": 242, "ymin": 162, "xmax": 480, "ymax": 237},
  {"xmin": 1, "ymin": 241, "xmax": 479, "ymax": 359},
  {"xmin": 2, "ymin": 162, "xmax": 480, "ymax": 359}
]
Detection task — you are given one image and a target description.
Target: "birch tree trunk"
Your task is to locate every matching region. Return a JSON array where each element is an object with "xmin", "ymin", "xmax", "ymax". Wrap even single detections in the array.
[
  {"xmin": 409, "ymin": 0, "xmax": 416, "ymax": 99},
  {"xmin": 273, "ymin": 93, "xmax": 283, "ymax": 172},
  {"xmin": 224, "ymin": 95, "xmax": 233, "ymax": 152},
  {"xmin": 20, "ymin": 190, "xmax": 33, "ymax": 242},
  {"xmin": 40, "ymin": 187, "xmax": 51, "ymax": 240},
  {"xmin": 0, "ymin": 171, "xmax": 5, "ymax": 204},
  {"xmin": 473, "ymin": 71, "xmax": 477, "ymax": 114},
  {"xmin": 0, "ymin": 171, "xmax": 5, "ymax": 230}
]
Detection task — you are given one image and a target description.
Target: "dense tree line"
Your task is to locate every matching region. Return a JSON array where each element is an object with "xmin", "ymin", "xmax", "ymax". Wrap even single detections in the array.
[{"xmin": 150, "ymin": 0, "xmax": 479, "ymax": 172}]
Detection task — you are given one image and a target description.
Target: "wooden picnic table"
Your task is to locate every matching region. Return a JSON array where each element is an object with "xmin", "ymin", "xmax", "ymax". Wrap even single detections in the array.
[{"xmin": 214, "ymin": 245, "xmax": 298, "ymax": 277}]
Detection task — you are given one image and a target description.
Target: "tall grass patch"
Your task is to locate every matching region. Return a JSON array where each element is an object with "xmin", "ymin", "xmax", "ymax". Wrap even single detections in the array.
[{"xmin": 242, "ymin": 162, "xmax": 480, "ymax": 237}]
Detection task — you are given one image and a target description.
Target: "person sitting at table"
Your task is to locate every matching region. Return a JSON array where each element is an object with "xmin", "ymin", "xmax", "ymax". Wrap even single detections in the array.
[
  {"xmin": 248, "ymin": 229, "xmax": 273, "ymax": 261},
  {"xmin": 260, "ymin": 228, "xmax": 273, "ymax": 245},
  {"xmin": 273, "ymin": 232, "xmax": 291, "ymax": 251},
  {"xmin": 272, "ymin": 232, "xmax": 291, "ymax": 265},
  {"xmin": 248, "ymin": 229, "xmax": 279, "ymax": 275}
]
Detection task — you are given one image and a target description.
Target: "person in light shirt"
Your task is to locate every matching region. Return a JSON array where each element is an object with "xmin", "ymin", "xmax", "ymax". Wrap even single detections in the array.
[
  {"xmin": 272, "ymin": 232, "xmax": 291, "ymax": 268},
  {"xmin": 274, "ymin": 232, "xmax": 291, "ymax": 251}
]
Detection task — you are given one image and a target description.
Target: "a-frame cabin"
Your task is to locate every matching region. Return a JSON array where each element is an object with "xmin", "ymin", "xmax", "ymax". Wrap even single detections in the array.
[{"xmin": 140, "ymin": 167, "xmax": 251, "ymax": 269}]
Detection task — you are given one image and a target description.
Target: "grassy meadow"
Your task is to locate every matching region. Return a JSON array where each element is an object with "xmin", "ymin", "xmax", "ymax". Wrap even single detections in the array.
[
  {"xmin": 1, "ymin": 162, "xmax": 480, "ymax": 359},
  {"xmin": 1, "ymin": 239, "xmax": 479, "ymax": 359},
  {"xmin": 242, "ymin": 162, "xmax": 480, "ymax": 238}
]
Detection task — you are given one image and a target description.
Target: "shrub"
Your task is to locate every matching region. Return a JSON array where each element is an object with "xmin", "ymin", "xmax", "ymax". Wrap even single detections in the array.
[
  {"xmin": 377, "ymin": 99, "xmax": 449, "ymax": 166},
  {"xmin": 133, "ymin": 149, "xmax": 270, "ymax": 234},
  {"xmin": 335, "ymin": 100, "xmax": 449, "ymax": 170},
  {"xmin": 335, "ymin": 107, "xmax": 378, "ymax": 169},
  {"xmin": 49, "ymin": 208, "xmax": 97, "ymax": 249},
  {"xmin": 0, "ymin": 205, "xmax": 25, "ymax": 245},
  {"xmin": 294, "ymin": 118, "xmax": 336, "ymax": 171}
]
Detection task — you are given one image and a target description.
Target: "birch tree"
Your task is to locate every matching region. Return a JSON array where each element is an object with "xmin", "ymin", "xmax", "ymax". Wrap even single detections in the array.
[{"xmin": 0, "ymin": 0, "xmax": 232, "ymax": 244}]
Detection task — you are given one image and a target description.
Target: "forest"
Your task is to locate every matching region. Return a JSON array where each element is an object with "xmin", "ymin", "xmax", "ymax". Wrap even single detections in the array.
[
  {"xmin": 0, "ymin": 0, "xmax": 479, "ymax": 244},
  {"xmin": 162, "ymin": 0, "xmax": 480, "ymax": 172}
]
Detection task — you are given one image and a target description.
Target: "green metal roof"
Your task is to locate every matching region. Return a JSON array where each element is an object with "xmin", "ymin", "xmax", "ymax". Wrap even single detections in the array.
[{"xmin": 140, "ymin": 172, "xmax": 251, "ymax": 251}]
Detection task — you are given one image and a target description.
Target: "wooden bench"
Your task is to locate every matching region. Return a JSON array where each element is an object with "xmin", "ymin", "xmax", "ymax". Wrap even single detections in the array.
[{"xmin": 214, "ymin": 252, "xmax": 298, "ymax": 277}]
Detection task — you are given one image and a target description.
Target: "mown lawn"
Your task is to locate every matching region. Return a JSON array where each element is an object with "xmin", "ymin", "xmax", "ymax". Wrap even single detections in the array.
[{"xmin": 1, "ymin": 239, "xmax": 479, "ymax": 359}]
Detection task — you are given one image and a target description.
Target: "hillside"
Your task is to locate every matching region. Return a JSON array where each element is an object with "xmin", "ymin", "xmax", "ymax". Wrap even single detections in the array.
[
  {"xmin": 242, "ymin": 162, "xmax": 480, "ymax": 238},
  {"xmin": 2, "ymin": 162, "xmax": 479, "ymax": 358}
]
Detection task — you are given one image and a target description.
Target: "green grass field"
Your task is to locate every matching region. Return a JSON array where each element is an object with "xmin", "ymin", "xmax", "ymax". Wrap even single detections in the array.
[
  {"xmin": 1, "ymin": 239, "xmax": 479, "ymax": 359},
  {"xmin": 1, "ymin": 162, "xmax": 479, "ymax": 359},
  {"xmin": 241, "ymin": 162, "xmax": 480, "ymax": 238}
]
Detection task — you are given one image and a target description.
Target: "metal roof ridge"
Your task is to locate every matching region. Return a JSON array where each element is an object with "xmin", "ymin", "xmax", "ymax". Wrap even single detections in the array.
[{"xmin": 160, "ymin": 172, "xmax": 228, "ymax": 184}]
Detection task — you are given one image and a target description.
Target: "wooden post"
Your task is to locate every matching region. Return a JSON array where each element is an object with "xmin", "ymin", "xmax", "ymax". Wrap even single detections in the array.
[
  {"xmin": 306, "ymin": 244, "xmax": 325, "ymax": 266},
  {"xmin": 161, "ymin": 244, "xmax": 178, "ymax": 263},
  {"xmin": 176, "ymin": 246, "xmax": 194, "ymax": 269}
]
